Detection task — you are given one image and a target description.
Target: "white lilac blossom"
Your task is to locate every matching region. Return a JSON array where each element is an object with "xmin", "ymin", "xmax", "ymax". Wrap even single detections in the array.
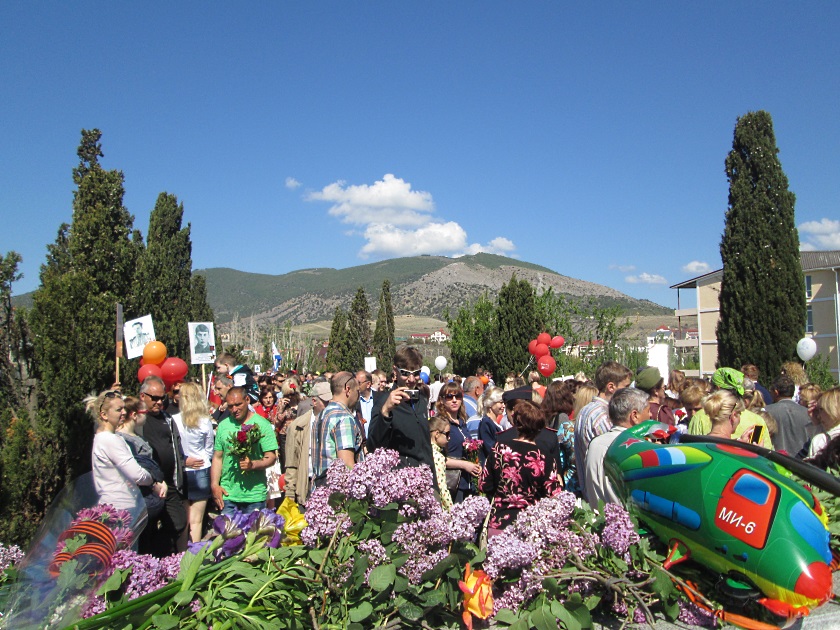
[{"xmin": 0, "ymin": 542, "xmax": 24, "ymax": 574}]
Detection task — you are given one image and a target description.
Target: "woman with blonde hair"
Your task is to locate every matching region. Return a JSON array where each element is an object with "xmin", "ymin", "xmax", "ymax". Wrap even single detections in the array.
[
  {"xmin": 807, "ymin": 388, "xmax": 840, "ymax": 459},
  {"xmin": 88, "ymin": 390, "xmax": 164, "ymax": 511},
  {"xmin": 572, "ymin": 383, "xmax": 598, "ymax": 420},
  {"xmin": 172, "ymin": 382, "xmax": 214, "ymax": 542},
  {"xmin": 704, "ymin": 390, "xmax": 750, "ymax": 440}
]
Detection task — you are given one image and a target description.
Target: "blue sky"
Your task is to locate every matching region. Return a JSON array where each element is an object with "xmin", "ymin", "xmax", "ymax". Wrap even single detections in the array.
[{"xmin": 2, "ymin": 3, "xmax": 839, "ymax": 308}]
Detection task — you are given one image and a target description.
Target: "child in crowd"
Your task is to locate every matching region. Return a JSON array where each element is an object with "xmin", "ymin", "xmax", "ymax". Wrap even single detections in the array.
[
  {"xmin": 215, "ymin": 352, "xmax": 260, "ymax": 403},
  {"xmin": 429, "ymin": 416, "xmax": 453, "ymax": 510}
]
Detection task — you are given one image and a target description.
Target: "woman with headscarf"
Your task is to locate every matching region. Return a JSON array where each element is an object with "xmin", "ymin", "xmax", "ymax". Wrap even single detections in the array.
[{"xmin": 687, "ymin": 367, "xmax": 773, "ymax": 449}]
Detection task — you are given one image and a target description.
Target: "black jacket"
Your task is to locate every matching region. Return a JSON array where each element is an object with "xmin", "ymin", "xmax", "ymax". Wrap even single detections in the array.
[{"xmin": 368, "ymin": 391, "xmax": 435, "ymax": 476}]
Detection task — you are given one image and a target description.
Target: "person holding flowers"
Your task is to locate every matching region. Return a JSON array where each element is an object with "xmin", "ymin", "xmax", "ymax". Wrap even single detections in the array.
[
  {"xmin": 211, "ymin": 386, "xmax": 279, "ymax": 516},
  {"xmin": 437, "ymin": 381, "xmax": 482, "ymax": 504}
]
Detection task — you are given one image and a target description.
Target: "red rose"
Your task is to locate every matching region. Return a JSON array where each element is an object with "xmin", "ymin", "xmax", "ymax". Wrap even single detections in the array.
[{"xmin": 237, "ymin": 431, "xmax": 247, "ymax": 443}]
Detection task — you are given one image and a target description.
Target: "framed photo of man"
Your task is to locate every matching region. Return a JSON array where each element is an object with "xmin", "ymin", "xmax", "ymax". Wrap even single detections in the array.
[
  {"xmin": 124, "ymin": 315, "xmax": 156, "ymax": 360},
  {"xmin": 189, "ymin": 322, "xmax": 216, "ymax": 364}
]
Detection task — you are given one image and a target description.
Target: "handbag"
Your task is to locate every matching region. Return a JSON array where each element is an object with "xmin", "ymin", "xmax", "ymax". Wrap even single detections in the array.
[{"xmin": 445, "ymin": 464, "xmax": 462, "ymax": 495}]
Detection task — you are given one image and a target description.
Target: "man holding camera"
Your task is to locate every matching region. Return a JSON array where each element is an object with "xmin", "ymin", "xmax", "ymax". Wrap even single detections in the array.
[{"xmin": 368, "ymin": 346, "xmax": 435, "ymax": 476}]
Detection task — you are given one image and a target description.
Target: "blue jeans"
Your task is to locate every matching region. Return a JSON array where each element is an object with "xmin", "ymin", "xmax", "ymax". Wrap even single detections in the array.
[
  {"xmin": 222, "ymin": 500, "xmax": 266, "ymax": 516},
  {"xmin": 186, "ymin": 467, "xmax": 211, "ymax": 502}
]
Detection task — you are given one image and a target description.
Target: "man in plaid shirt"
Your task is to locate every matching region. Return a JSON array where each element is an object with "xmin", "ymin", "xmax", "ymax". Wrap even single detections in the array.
[{"xmin": 311, "ymin": 371, "xmax": 363, "ymax": 489}]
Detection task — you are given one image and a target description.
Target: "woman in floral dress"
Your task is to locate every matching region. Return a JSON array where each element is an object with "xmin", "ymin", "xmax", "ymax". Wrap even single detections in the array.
[{"xmin": 479, "ymin": 400, "xmax": 563, "ymax": 537}]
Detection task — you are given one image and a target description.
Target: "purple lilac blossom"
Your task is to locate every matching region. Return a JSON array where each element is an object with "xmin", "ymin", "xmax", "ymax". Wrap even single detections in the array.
[
  {"xmin": 447, "ymin": 495, "xmax": 490, "ymax": 541},
  {"xmin": 301, "ymin": 485, "xmax": 351, "ymax": 547},
  {"xmin": 600, "ymin": 503, "xmax": 640, "ymax": 558},
  {"xmin": 0, "ymin": 543, "xmax": 24, "ymax": 573},
  {"xmin": 483, "ymin": 533, "xmax": 538, "ymax": 580},
  {"xmin": 678, "ymin": 601, "xmax": 718, "ymax": 627},
  {"xmin": 357, "ymin": 539, "xmax": 388, "ymax": 583}
]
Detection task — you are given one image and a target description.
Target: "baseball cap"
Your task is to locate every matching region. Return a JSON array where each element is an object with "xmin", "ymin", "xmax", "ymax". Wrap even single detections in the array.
[{"xmin": 312, "ymin": 381, "xmax": 332, "ymax": 403}]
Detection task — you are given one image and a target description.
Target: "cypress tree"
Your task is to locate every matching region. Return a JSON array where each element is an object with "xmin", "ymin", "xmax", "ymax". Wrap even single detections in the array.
[
  {"xmin": 326, "ymin": 307, "xmax": 349, "ymax": 372},
  {"xmin": 716, "ymin": 111, "xmax": 805, "ymax": 379},
  {"xmin": 0, "ymin": 252, "xmax": 23, "ymax": 408},
  {"xmin": 492, "ymin": 275, "xmax": 538, "ymax": 378},
  {"xmin": 133, "ymin": 193, "xmax": 212, "ymax": 364},
  {"xmin": 29, "ymin": 129, "xmax": 139, "ymax": 478},
  {"xmin": 346, "ymin": 287, "xmax": 372, "ymax": 371},
  {"xmin": 372, "ymin": 279, "xmax": 396, "ymax": 370}
]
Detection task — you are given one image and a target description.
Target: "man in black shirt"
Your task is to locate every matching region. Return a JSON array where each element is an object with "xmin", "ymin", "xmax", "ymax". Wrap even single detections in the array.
[
  {"xmin": 139, "ymin": 375, "xmax": 189, "ymax": 557},
  {"xmin": 368, "ymin": 346, "xmax": 435, "ymax": 477}
]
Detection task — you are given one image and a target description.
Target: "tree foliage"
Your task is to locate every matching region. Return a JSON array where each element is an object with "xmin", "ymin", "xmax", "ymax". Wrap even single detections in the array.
[
  {"xmin": 345, "ymin": 287, "xmax": 372, "ymax": 371},
  {"xmin": 446, "ymin": 293, "xmax": 496, "ymax": 376},
  {"xmin": 0, "ymin": 252, "xmax": 23, "ymax": 408},
  {"xmin": 372, "ymin": 280, "xmax": 396, "ymax": 370},
  {"xmin": 716, "ymin": 111, "xmax": 805, "ymax": 379},
  {"xmin": 326, "ymin": 307, "xmax": 350, "ymax": 372},
  {"xmin": 29, "ymin": 129, "xmax": 139, "ymax": 480},
  {"xmin": 132, "ymin": 192, "xmax": 213, "ymax": 375},
  {"xmin": 493, "ymin": 275, "xmax": 539, "ymax": 378}
]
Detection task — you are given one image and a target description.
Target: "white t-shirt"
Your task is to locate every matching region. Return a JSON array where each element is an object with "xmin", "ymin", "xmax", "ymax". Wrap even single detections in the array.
[
  {"xmin": 172, "ymin": 413, "xmax": 215, "ymax": 469},
  {"xmin": 92, "ymin": 431, "xmax": 153, "ymax": 511}
]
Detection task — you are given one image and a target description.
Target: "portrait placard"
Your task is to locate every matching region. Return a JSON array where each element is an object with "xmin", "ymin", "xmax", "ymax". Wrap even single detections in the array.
[
  {"xmin": 189, "ymin": 322, "xmax": 216, "ymax": 364},
  {"xmin": 124, "ymin": 315, "xmax": 155, "ymax": 360}
]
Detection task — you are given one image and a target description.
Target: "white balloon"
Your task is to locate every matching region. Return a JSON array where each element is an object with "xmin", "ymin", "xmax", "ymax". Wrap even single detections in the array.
[
  {"xmin": 420, "ymin": 365, "xmax": 431, "ymax": 375},
  {"xmin": 434, "ymin": 355, "xmax": 447, "ymax": 371},
  {"xmin": 797, "ymin": 337, "xmax": 817, "ymax": 362}
]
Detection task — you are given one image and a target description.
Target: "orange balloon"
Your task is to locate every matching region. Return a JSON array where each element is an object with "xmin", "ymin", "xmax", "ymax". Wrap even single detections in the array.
[
  {"xmin": 143, "ymin": 341, "xmax": 167, "ymax": 366},
  {"xmin": 480, "ymin": 375, "xmax": 489, "ymax": 385}
]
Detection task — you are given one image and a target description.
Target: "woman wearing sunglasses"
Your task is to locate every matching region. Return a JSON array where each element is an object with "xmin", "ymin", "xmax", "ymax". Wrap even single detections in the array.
[
  {"xmin": 436, "ymin": 382, "xmax": 481, "ymax": 504},
  {"xmin": 87, "ymin": 390, "xmax": 166, "ymax": 512}
]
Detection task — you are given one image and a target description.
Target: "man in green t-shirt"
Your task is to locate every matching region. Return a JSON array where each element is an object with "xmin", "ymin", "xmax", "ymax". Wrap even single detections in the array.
[{"xmin": 211, "ymin": 386, "xmax": 279, "ymax": 515}]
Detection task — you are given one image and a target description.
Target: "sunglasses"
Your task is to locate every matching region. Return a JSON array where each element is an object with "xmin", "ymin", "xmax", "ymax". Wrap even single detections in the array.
[
  {"xmin": 100, "ymin": 390, "xmax": 123, "ymax": 413},
  {"xmin": 141, "ymin": 393, "xmax": 165, "ymax": 402},
  {"xmin": 436, "ymin": 430, "xmax": 451, "ymax": 438},
  {"xmin": 444, "ymin": 393, "xmax": 463, "ymax": 401},
  {"xmin": 397, "ymin": 368, "xmax": 422, "ymax": 378}
]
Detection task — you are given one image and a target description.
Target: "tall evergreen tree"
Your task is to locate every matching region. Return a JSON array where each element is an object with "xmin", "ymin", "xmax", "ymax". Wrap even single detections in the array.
[
  {"xmin": 372, "ymin": 279, "xmax": 396, "ymax": 370},
  {"xmin": 133, "ymin": 193, "xmax": 212, "ymax": 364},
  {"xmin": 446, "ymin": 293, "xmax": 496, "ymax": 376},
  {"xmin": 29, "ymin": 129, "xmax": 139, "ymax": 478},
  {"xmin": 0, "ymin": 252, "xmax": 23, "ymax": 408},
  {"xmin": 492, "ymin": 275, "xmax": 538, "ymax": 378},
  {"xmin": 345, "ymin": 287, "xmax": 372, "ymax": 371},
  {"xmin": 326, "ymin": 307, "xmax": 349, "ymax": 372},
  {"xmin": 716, "ymin": 111, "xmax": 805, "ymax": 379}
]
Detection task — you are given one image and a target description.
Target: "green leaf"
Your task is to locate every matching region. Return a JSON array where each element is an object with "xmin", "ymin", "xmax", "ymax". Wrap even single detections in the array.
[
  {"xmin": 368, "ymin": 563, "xmax": 396, "ymax": 592},
  {"xmin": 529, "ymin": 604, "xmax": 557, "ymax": 630},
  {"xmin": 172, "ymin": 590, "xmax": 197, "ymax": 606},
  {"xmin": 97, "ymin": 567, "xmax": 131, "ymax": 597},
  {"xmin": 327, "ymin": 492, "xmax": 347, "ymax": 509},
  {"xmin": 583, "ymin": 594, "xmax": 602, "ymax": 610},
  {"xmin": 420, "ymin": 589, "xmax": 446, "ymax": 608},
  {"xmin": 509, "ymin": 617, "xmax": 532, "ymax": 630},
  {"xmin": 308, "ymin": 549, "xmax": 326, "ymax": 565},
  {"xmin": 549, "ymin": 601, "xmax": 583, "ymax": 630},
  {"xmin": 150, "ymin": 614, "xmax": 182, "ymax": 630},
  {"xmin": 394, "ymin": 575, "xmax": 409, "ymax": 593},
  {"xmin": 398, "ymin": 601, "xmax": 424, "ymax": 622},
  {"xmin": 493, "ymin": 608, "xmax": 520, "ymax": 624},
  {"xmin": 420, "ymin": 553, "xmax": 460, "ymax": 583},
  {"xmin": 347, "ymin": 499, "xmax": 368, "ymax": 525},
  {"xmin": 349, "ymin": 601, "xmax": 373, "ymax": 622},
  {"xmin": 542, "ymin": 577, "xmax": 562, "ymax": 598}
]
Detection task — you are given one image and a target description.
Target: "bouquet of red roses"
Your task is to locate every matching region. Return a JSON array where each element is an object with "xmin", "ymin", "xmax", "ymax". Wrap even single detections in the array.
[
  {"xmin": 228, "ymin": 423, "xmax": 263, "ymax": 471},
  {"xmin": 462, "ymin": 438, "xmax": 484, "ymax": 493}
]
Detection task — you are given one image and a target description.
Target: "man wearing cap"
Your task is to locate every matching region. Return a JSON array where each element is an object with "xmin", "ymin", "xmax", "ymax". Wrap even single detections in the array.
[
  {"xmin": 285, "ymin": 380, "xmax": 332, "ymax": 504},
  {"xmin": 634, "ymin": 366, "xmax": 676, "ymax": 425},
  {"xmin": 574, "ymin": 361, "xmax": 633, "ymax": 498},
  {"xmin": 368, "ymin": 346, "xmax": 436, "ymax": 474},
  {"xmin": 495, "ymin": 386, "xmax": 561, "ymax": 467}
]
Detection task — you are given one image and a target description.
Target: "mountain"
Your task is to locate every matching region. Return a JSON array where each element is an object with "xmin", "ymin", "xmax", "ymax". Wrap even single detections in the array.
[{"xmin": 196, "ymin": 253, "xmax": 670, "ymax": 325}]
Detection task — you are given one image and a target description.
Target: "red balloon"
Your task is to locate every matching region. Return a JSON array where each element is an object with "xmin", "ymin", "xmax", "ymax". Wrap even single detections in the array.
[
  {"xmin": 537, "ymin": 355, "xmax": 556, "ymax": 377},
  {"xmin": 137, "ymin": 363, "xmax": 163, "ymax": 383},
  {"xmin": 161, "ymin": 357, "xmax": 189, "ymax": 382},
  {"xmin": 534, "ymin": 343, "xmax": 550, "ymax": 358},
  {"xmin": 139, "ymin": 357, "xmax": 146, "ymax": 366},
  {"xmin": 528, "ymin": 339, "xmax": 539, "ymax": 355},
  {"xmin": 537, "ymin": 332, "xmax": 551, "ymax": 345},
  {"xmin": 550, "ymin": 335, "xmax": 565, "ymax": 349}
]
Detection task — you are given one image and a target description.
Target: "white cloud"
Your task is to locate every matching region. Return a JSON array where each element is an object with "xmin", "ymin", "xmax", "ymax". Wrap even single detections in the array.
[
  {"xmin": 682, "ymin": 260, "xmax": 711, "ymax": 274},
  {"xmin": 307, "ymin": 174, "xmax": 517, "ymax": 259},
  {"xmin": 609, "ymin": 264, "xmax": 636, "ymax": 273},
  {"xmin": 625, "ymin": 272, "xmax": 667, "ymax": 285},
  {"xmin": 307, "ymin": 174, "xmax": 435, "ymax": 227},
  {"xmin": 799, "ymin": 218, "xmax": 840, "ymax": 250},
  {"xmin": 360, "ymin": 222, "xmax": 467, "ymax": 257},
  {"xmin": 285, "ymin": 177, "xmax": 301, "ymax": 189},
  {"xmin": 462, "ymin": 237, "xmax": 517, "ymax": 256}
]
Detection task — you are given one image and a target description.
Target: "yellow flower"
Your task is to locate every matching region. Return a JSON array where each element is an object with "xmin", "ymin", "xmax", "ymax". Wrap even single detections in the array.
[
  {"xmin": 277, "ymin": 497, "xmax": 307, "ymax": 546},
  {"xmin": 458, "ymin": 562, "xmax": 493, "ymax": 629}
]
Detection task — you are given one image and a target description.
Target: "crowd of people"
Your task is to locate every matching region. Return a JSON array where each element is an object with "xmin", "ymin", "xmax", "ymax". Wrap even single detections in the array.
[{"xmin": 87, "ymin": 346, "xmax": 840, "ymax": 554}]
